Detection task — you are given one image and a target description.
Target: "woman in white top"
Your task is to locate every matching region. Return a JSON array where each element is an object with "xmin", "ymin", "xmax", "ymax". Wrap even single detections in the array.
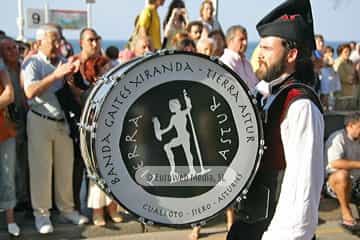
[
  {"xmin": 83, "ymin": 56, "xmax": 123, "ymax": 226},
  {"xmin": 162, "ymin": 0, "xmax": 188, "ymax": 49},
  {"xmin": 198, "ymin": 0, "xmax": 223, "ymax": 38}
]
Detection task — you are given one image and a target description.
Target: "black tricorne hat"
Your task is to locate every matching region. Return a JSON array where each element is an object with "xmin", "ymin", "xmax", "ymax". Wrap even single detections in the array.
[{"xmin": 256, "ymin": 0, "xmax": 315, "ymax": 50}]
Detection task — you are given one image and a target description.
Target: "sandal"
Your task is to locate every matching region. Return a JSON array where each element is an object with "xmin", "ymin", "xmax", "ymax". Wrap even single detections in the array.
[
  {"xmin": 93, "ymin": 213, "xmax": 106, "ymax": 226},
  {"xmin": 109, "ymin": 211, "xmax": 123, "ymax": 223},
  {"xmin": 340, "ymin": 219, "xmax": 360, "ymax": 233}
]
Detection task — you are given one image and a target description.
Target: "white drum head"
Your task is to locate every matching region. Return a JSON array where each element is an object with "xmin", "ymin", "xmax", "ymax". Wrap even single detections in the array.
[{"xmin": 83, "ymin": 51, "xmax": 263, "ymax": 226}]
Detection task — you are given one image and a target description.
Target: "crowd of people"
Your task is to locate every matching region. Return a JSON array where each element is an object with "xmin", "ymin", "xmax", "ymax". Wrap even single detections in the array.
[
  {"xmin": 313, "ymin": 34, "xmax": 360, "ymax": 111},
  {"xmin": 0, "ymin": 0, "xmax": 360, "ymax": 239}
]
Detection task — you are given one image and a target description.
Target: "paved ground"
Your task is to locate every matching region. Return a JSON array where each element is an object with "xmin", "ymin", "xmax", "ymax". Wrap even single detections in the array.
[{"xmin": 2, "ymin": 197, "xmax": 360, "ymax": 240}]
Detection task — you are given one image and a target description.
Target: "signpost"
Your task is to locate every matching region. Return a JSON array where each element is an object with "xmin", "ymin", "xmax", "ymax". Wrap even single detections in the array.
[
  {"xmin": 50, "ymin": 9, "xmax": 87, "ymax": 29},
  {"xmin": 212, "ymin": 0, "xmax": 219, "ymax": 20},
  {"xmin": 26, "ymin": 8, "xmax": 45, "ymax": 29},
  {"xmin": 85, "ymin": 0, "xmax": 95, "ymax": 28},
  {"xmin": 17, "ymin": 0, "xmax": 25, "ymax": 41},
  {"xmin": 26, "ymin": 8, "xmax": 87, "ymax": 30}
]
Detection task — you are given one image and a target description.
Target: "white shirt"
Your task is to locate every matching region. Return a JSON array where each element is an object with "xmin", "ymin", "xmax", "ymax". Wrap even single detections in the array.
[
  {"xmin": 220, "ymin": 48, "xmax": 259, "ymax": 90},
  {"xmin": 350, "ymin": 50, "xmax": 360, "ymax": 64},
  {"xmin": 23, "ymin": 50, "xmax": 65, "ymax": 119},
  {"xmin": 326, "ymin": 129, "xmax": 360, "ymax": 177},
  {"xmin": 262, "ymin": 99, "xmax": 324, "ymax": 240}
]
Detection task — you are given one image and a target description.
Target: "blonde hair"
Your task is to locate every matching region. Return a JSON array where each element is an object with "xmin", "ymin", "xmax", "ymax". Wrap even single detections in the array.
[{"xmin": 200, "ymin": 0, "xmax": 214, "ymax": 19}]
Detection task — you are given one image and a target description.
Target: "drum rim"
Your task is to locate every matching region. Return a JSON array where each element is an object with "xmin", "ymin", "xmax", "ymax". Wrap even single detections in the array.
[
  {"xmin": 83, "ymin": 50, "xmax": 265, "ymax": 227},
  {"xmin": 80, "ymin": 57, "xmax": 145, "ymax": 186}
]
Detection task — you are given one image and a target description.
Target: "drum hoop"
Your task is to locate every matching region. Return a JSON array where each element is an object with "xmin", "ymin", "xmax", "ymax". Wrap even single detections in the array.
[
  {"xmin": 83, "ymin": 50, "xmax": 265, "ymax": 227},
  {"xmin": 80, "ymin": 57, "xmax": 145, "ymax": 186},
  {"xmin": 80, "ymin": 80, "xmax": 106, "ymax": 185}
]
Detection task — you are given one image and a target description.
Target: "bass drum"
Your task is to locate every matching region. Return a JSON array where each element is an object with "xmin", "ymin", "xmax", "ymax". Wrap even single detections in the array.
[{"xmin": 80, "ymin": 51, "xmax": 264, "ymax": 227}]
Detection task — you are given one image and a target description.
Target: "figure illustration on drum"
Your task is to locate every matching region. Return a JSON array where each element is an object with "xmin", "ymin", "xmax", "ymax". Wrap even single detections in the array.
[{"xmin": 152, "ymin": 89, "xmax": 210, "ymax": 183}]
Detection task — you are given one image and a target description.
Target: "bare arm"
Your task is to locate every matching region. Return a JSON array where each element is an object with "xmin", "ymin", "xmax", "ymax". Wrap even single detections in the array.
[
  {"xmin": 161, "ymin": 117, "xmax": 174, "ymax": 134},
  {"xmin": 164, "ymin": 9, "xmax": 177, "ymax": 38},
  {"xmin": 0, "ymin": 69, "xmax": 14, "ymax": 110},
  {"xmin": 329, "ymin": 159, "xmax": 360, "ymax": 170},
  {"xmin": 25, "ymin": 70, "xmax": 57, "ymax": 99}
]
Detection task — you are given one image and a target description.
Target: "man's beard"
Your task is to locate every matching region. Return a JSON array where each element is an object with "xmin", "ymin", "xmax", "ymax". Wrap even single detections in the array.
[{"xmin": 256, "ymin": 54, "xmax": 287, "ymax": 83}]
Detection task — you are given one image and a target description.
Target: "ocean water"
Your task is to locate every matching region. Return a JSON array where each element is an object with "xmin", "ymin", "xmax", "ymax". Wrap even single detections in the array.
[{"xmin": 68, "ymin": 39, "xmax": 344, "ymax": 59}]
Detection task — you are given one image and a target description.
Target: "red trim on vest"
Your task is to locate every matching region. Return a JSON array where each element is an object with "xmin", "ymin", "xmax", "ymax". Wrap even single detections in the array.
[
  {"xmin": 261, "ymin": 88, "xmax": 303, "ymax": 171},
  {"xmin": 280, "ymin": 88, "xmax": 302, "ymax": 122}
]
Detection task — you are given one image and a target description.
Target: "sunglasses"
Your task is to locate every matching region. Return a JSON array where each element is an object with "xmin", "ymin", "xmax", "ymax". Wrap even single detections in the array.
[{"xmin": 87, "ymin": 37, "xmax": 101, "ymax": 42}]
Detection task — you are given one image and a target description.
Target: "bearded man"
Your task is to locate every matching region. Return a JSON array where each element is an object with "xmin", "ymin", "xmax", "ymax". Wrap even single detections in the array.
[{"xmin": 227, "ymin": 0, "xmax": 324, "ymax": 239}]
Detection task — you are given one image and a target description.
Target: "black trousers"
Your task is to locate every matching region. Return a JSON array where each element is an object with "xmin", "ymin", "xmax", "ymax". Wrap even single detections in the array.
[
  {"xmin": 227, "ymin": 219, "xmax": 268, "ymax": 240},
  {"xmin": 73, "ymin": 138, "xmax": 85, "ymax": 211}
]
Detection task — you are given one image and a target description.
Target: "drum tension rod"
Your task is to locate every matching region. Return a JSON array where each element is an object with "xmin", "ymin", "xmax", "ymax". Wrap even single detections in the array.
[{"xmin": 78, "ymin": 123, "xmax": 94, "ymax": 132}]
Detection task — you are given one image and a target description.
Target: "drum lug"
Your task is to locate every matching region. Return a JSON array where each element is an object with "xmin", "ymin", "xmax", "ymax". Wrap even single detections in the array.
[
  {"xmin": 87, "ymin": 173, "xmax": 99, "ymax": 182},
  {"xmin": 144, "ymin": 51, "xmax": 155, "ymax": 57},
  {"xmin": 138, "ymin": 217, "xmax": 146, "ymax": 224},
  {"xmin": 138, "ymin": 217, "xmax": 155, "ymax": 226},
  {"xmin": 259, "ymin": 149, "xmax": 264, "ymax": 156},
  {"xmin": 237, "ymin": 191, "xmax": 248, "ymax": 202},
  {"xmin": 146, "ymin": 220, "xmax": 154, "ymax": 225},
  {"xmin": 159, "ymin": 49, "xmax": 172, "ymax": 55},
  {"xmin": 87, "ymin": 173, "xmax": 110, "ymax": 193},
  {"xmin": 97, "ymin": 179, "xmax": 109, "ymax": 193},
  {"xmin": 78, "ymin": 123, "xmax": 94, "ymax": 132},
  {"xmin": 259, "ymin": 139, "xmax": 267, "ymax": 151},
  {"xmin": 190, "ymin": 220, "xmax": 206, "ymax": 228},
  {"xmin": 103, "ymin": 76, "xmax": 114, "ymax": 84},
  {"xmin": 259, "ymin": 139, "xmax": 266, "ymax": 155},
  {"xmin": 210, "ymin": 55, "xmax": 219, "ymax": 61}
]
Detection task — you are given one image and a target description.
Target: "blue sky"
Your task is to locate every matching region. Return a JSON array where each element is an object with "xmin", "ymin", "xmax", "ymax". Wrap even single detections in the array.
[{"xmin": 0, "ymin": 0, "xmax": 358, "ymax": 42}]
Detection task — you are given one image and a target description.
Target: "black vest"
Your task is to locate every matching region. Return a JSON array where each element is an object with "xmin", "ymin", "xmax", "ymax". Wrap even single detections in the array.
[{"xmin": 227, "ymin": 80, "xmax": 322, "ymax": 240}]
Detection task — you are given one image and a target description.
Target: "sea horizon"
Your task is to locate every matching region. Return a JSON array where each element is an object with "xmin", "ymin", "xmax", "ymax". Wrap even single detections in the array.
[{"xmin": 68, "ymin": 39, "xmax": 348, "ymax": 59}]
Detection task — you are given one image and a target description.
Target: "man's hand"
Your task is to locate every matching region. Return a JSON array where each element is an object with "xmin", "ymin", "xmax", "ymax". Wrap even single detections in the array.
[
  {"xmin": 53, "ymin": 61, "xmax": 77, "ymax": 80},
  {"xmin": 68, "ymin": 56, "xmax": 81, "ymax": 73}
]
